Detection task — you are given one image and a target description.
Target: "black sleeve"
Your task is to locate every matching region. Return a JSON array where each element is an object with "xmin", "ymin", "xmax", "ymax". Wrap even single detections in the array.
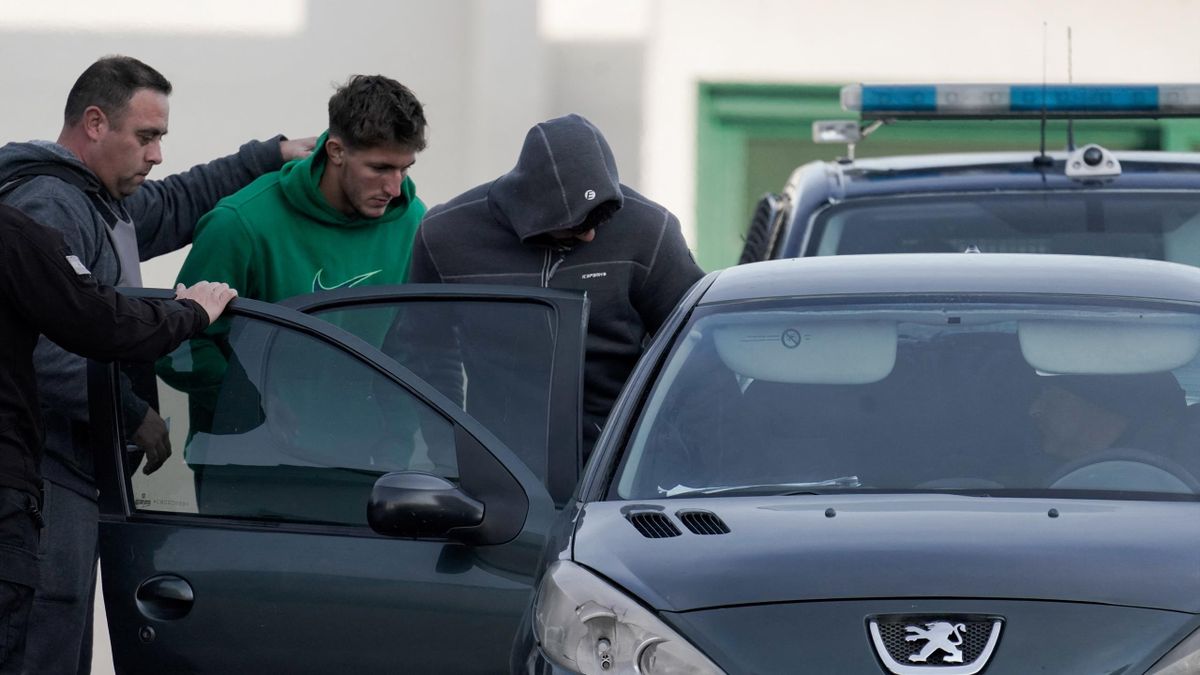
[
  {"xmin": 1, "ymin": 208, "xmax": 210, "ymax": 363},
  {"xmin": 390, "ymin": 224, "xmax": 465, "ymax": 405},
  {"xmin": 126, "ymin": 136, "xmax": 286, "ymax": 260},
  {"xmin": 406, "ymin": 225, "xmax": 443, "ymax": 283},
  {"xmin": 634, "ymin": 211, "xmax": 705, "ymax": 336}
]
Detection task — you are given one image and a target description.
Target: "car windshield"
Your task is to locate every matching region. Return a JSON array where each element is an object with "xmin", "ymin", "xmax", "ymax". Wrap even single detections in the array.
[
  {"xmin": 613, "ymin": 298, "xmax": 1200, "ymax": 500},
  {"xmin": 810, "ymin": 193, "xmax": 1200, "ymax": 268}
]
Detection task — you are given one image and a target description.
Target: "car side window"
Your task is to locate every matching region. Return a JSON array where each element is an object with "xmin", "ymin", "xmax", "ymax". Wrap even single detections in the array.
[
  {"xmin": 121, "ymin": 315, "xmax": 455, "ymax": 527},
  {"xmin": 311, "ymin": 300, "xmax": 559, "ymax": 483}
]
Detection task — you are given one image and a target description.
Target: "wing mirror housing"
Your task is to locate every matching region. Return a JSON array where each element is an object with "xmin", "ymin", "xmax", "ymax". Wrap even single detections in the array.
[
  {"xmin": 368, "ymin": 471, "xmax": 484, "ymax": 540},
  {"xmin": 368, "ymin": 427, "xmax": 533, "ymax": 546}
]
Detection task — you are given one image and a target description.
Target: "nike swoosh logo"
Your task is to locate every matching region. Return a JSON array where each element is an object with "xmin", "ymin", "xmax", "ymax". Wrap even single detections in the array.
[{"xmin": 312, "ymin": 268, "xmax": 383, "ymax": 292}]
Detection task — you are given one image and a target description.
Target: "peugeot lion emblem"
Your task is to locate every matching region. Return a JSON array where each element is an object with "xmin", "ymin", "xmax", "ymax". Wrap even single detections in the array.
[
  {"xmin": 868, "ymin": 616, "xmax": 1003, "ymax": 675},
  {"xmin": 906, "ymin": 622, "xmax": 965, "ymax": 663}
]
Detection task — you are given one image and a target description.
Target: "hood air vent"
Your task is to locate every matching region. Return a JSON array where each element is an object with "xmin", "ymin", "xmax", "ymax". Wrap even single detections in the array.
[
  {"xmin": 677, "ymin": 510, "xmax": 731, "ymax": 535},
  {"xmin": 626, "ymin": 512, "xmax": 682, "ymax": 539}
]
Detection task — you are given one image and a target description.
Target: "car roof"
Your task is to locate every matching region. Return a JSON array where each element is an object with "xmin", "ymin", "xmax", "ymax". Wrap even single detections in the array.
[
  {"xmin": 829, "ymin": 151, "xmax": 1200, "ymax": 199},
  {"xmin": 700, "ymin": 253, "xmax": 1200, "ymax": 305}
]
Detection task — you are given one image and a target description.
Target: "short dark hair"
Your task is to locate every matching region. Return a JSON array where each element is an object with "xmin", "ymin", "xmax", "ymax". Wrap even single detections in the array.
[
  {"xmin": 63, "ymin": 55, "xmax": 172, "ymax": 127},
  {"xmin": 328, "ymin": 75, "xmax": 427, "ymax": 152}
]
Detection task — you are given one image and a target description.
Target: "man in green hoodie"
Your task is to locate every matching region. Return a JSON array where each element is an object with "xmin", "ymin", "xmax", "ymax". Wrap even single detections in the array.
[
  {"xmin": 161, "ymin": 76, "xmax": 427, "ymax": 478},
  {"xmin": 175, "ymin": 74, "xmax": 427, "ymax": 301}
]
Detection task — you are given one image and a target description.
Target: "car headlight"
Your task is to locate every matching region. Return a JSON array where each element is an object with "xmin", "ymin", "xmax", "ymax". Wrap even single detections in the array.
[
  {"xmin": 533, "ymin": 560, "xmax": 724, "ymax": 674},
  {"xmin": 1148, "ymin": 628, "xmax": 1200, "ymax": 674}
]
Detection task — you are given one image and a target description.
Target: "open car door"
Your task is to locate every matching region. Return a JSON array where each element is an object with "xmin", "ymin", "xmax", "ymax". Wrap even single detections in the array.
[{"xmin": 91, "ymin": 286, "xmax": 587, "ymax": 674}]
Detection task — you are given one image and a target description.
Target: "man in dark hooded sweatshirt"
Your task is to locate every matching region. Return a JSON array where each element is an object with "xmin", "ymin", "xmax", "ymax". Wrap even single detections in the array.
[{"xmin": 410, "ymin": 114, "xmax": 704, "ymax": 457}]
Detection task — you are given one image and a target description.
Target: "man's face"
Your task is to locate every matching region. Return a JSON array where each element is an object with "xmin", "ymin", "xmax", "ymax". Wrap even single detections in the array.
[
  {"xmin": 90, "ymin": 88, "xmax": 169, "ymax": 198},
  {"xmin": 1028, "ymin": 383, "xmax": 1125, "ymax": 459},
  {"xmin": 547, "ymin": 227, "xmax": 596, "ymax": 243},
  {"xmin": 547, "ymin": 202, "xmax": 616, "ymax": 243},
  {"xmin": 330, "ymin": 140, "xmax": 417, "ymax": 218}
]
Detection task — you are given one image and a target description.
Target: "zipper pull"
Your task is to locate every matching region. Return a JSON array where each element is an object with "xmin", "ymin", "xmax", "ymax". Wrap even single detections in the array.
[{"xmin": 26, "ymin": 500, "xmax": 44, "ymax": 529}]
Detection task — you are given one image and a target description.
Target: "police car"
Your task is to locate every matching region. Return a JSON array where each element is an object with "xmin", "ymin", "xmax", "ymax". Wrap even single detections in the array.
[{"xmin": 739, "ymin": 83, "xmax": 1200, "ymax": 266}]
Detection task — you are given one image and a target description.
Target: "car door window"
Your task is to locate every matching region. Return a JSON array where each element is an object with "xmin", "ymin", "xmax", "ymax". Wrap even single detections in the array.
[
  {"xmin": 306, "ymin": 298, "xmax": 564, "ymax": 484},
  {"xmin": 92, "ymin": 296, "xmax": 567, "ymax": 674},
  {"xmin": 126, "ymin": 314, "xmax": 454, "ymax": 526}
]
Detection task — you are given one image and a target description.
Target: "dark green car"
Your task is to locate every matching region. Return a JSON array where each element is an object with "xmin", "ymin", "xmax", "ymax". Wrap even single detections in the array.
[
  {"xmin": 517, "ymin": 253, "xmax": 1200, "ymax": 674},
  {"xmin": 90, "ymin": 285, "xmax": 589, "ymax": 673}
]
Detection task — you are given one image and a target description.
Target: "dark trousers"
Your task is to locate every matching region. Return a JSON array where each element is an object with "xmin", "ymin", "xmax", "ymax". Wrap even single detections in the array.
[
  {"xmin": 0, "ymin": 580, "xmax": 32, "ymax": 675},
  {"xmin": 0, "ymin": 486, "xmax": 37, "ymax": 675},
  {"xmin": 21, "ymin": 481, "xmax": 96, "ymax": 675}
]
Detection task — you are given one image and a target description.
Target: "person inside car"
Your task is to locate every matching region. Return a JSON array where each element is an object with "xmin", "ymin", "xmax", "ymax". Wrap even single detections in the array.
[{"xmin": 1028, "ymin": 372, "xmax": 1192, "ymax": 485}]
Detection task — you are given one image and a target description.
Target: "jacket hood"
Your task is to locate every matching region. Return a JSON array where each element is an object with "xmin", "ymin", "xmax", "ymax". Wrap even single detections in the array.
[
  {"xmin": 278, "ymin": 130, "xmax": 419, "ymax": 228},
  {"xmin": 489, "ymin": 114, "xmax": 623, "ymax": 243},
  {"xmin": 0, "ymin": 141, "xmax": 103, "ymax": 193}
]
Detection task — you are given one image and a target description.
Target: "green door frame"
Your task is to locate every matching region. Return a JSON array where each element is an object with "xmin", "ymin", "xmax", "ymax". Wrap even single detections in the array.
[{"xmin": 696, "ymin": 82, "xmax": 1200, "ymax": 271}]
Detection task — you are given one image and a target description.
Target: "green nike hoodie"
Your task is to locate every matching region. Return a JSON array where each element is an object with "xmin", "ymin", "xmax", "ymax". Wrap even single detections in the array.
[
  {"xmin": 163, "ymin": 132, "xmax": 426, "ymax": 444},
  {"xmin": 176, "ymin": 130, "xmax": 425, "ymax": 302}
]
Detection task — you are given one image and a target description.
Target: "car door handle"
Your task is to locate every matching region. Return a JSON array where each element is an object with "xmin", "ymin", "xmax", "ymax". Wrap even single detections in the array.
[{"xmin": 135, "ymin": 574, "xmax": 194, "ymax": 620}]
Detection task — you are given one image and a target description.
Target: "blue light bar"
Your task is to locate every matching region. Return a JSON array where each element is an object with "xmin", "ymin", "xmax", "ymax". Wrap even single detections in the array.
[
  {"xmin": 1010, "ymin": 85, "xmax": 1156, "ymax": 112},
  {"xmin": 842, "ymin": 84, "xmax": 1200, "ymax": 119}
]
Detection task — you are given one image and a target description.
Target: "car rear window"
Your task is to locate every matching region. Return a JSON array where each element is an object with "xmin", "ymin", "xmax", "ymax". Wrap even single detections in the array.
[{"xmin": 811, "ymin": 192, "xmax": 1200, "ymax": 267}]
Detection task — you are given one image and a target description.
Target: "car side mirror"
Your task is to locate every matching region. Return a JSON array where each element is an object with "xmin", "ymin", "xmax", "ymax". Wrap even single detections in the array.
[{"xmin": 367, "ymin": 471, "xmax": 484, "ymax": 540}]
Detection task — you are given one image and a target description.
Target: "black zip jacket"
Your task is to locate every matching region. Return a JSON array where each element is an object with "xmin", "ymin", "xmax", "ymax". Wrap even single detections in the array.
[
  {"xmin": 410, "ymin": 114, "xmax": 703, "ymax": 451},
  {"xmin": 0, "ymin": 204, "xmax": 209, "ymax": 499}
]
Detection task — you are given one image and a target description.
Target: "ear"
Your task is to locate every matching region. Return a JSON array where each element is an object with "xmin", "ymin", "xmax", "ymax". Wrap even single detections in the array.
[
  {"xmin": 81, "ymin": 106, "xmax": 108, "ymax": 141},
  {"xmin": 325, "ymin": 137, "xmax": 345, "ymax": 166}
]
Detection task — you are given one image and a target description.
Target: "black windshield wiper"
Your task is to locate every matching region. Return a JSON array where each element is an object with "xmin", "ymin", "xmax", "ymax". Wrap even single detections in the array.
[{"xmin": 659, "ymin": 476, "xmax": 861, "ymax": 498}]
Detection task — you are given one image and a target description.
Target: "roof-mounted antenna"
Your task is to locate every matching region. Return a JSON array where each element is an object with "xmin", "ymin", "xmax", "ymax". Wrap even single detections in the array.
[
  {"xmin": 1034, "ymin": 21, "xmax": 1053, "ymax": 167},
  {"xmin": 1066, "ymin": 26, "xmax": 1076, "ymax": 151}
]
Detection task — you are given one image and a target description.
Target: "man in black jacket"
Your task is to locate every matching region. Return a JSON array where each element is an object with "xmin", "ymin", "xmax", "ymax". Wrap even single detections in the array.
[
  {"xmin": 0, "ymin": 204, "xmax": 236, "ymax": 674},
  {"xmin": 410, "ymin": 114, "xmax": 704, "ymax": 458}
]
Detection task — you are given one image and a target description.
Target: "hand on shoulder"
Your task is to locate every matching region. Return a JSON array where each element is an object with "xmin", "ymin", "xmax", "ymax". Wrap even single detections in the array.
[{"xmin": 280, "ymin": 136, "xmax": 318, "ymax": 162}]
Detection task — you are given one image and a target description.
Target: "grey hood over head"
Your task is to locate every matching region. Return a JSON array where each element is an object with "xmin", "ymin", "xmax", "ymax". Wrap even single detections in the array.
[{"xmin": 489, "ymin": 114, "xmax": 624, "ymax": 243}]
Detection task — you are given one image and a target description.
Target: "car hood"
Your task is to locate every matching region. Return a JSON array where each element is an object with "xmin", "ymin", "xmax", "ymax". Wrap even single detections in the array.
[
  {"xmin": 666, "ymin": 598, "xmax": 1193, "ymax": 674},
  {"xmin": 571, "ymin": 495, "xmax": 1200, "ymax": 613}
]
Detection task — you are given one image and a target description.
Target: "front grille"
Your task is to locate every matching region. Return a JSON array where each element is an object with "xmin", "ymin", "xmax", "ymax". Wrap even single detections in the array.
[
  {"xmin": 875, "ymin": 618, "xmax": 996, "ymax": 666},
  {"xmin": 626, "ymin": 512, "xmax": 682, "ymax": 538},
  {"xmin": 677, "ymin": 510, "xmax": 731, "ymax": 535}
]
